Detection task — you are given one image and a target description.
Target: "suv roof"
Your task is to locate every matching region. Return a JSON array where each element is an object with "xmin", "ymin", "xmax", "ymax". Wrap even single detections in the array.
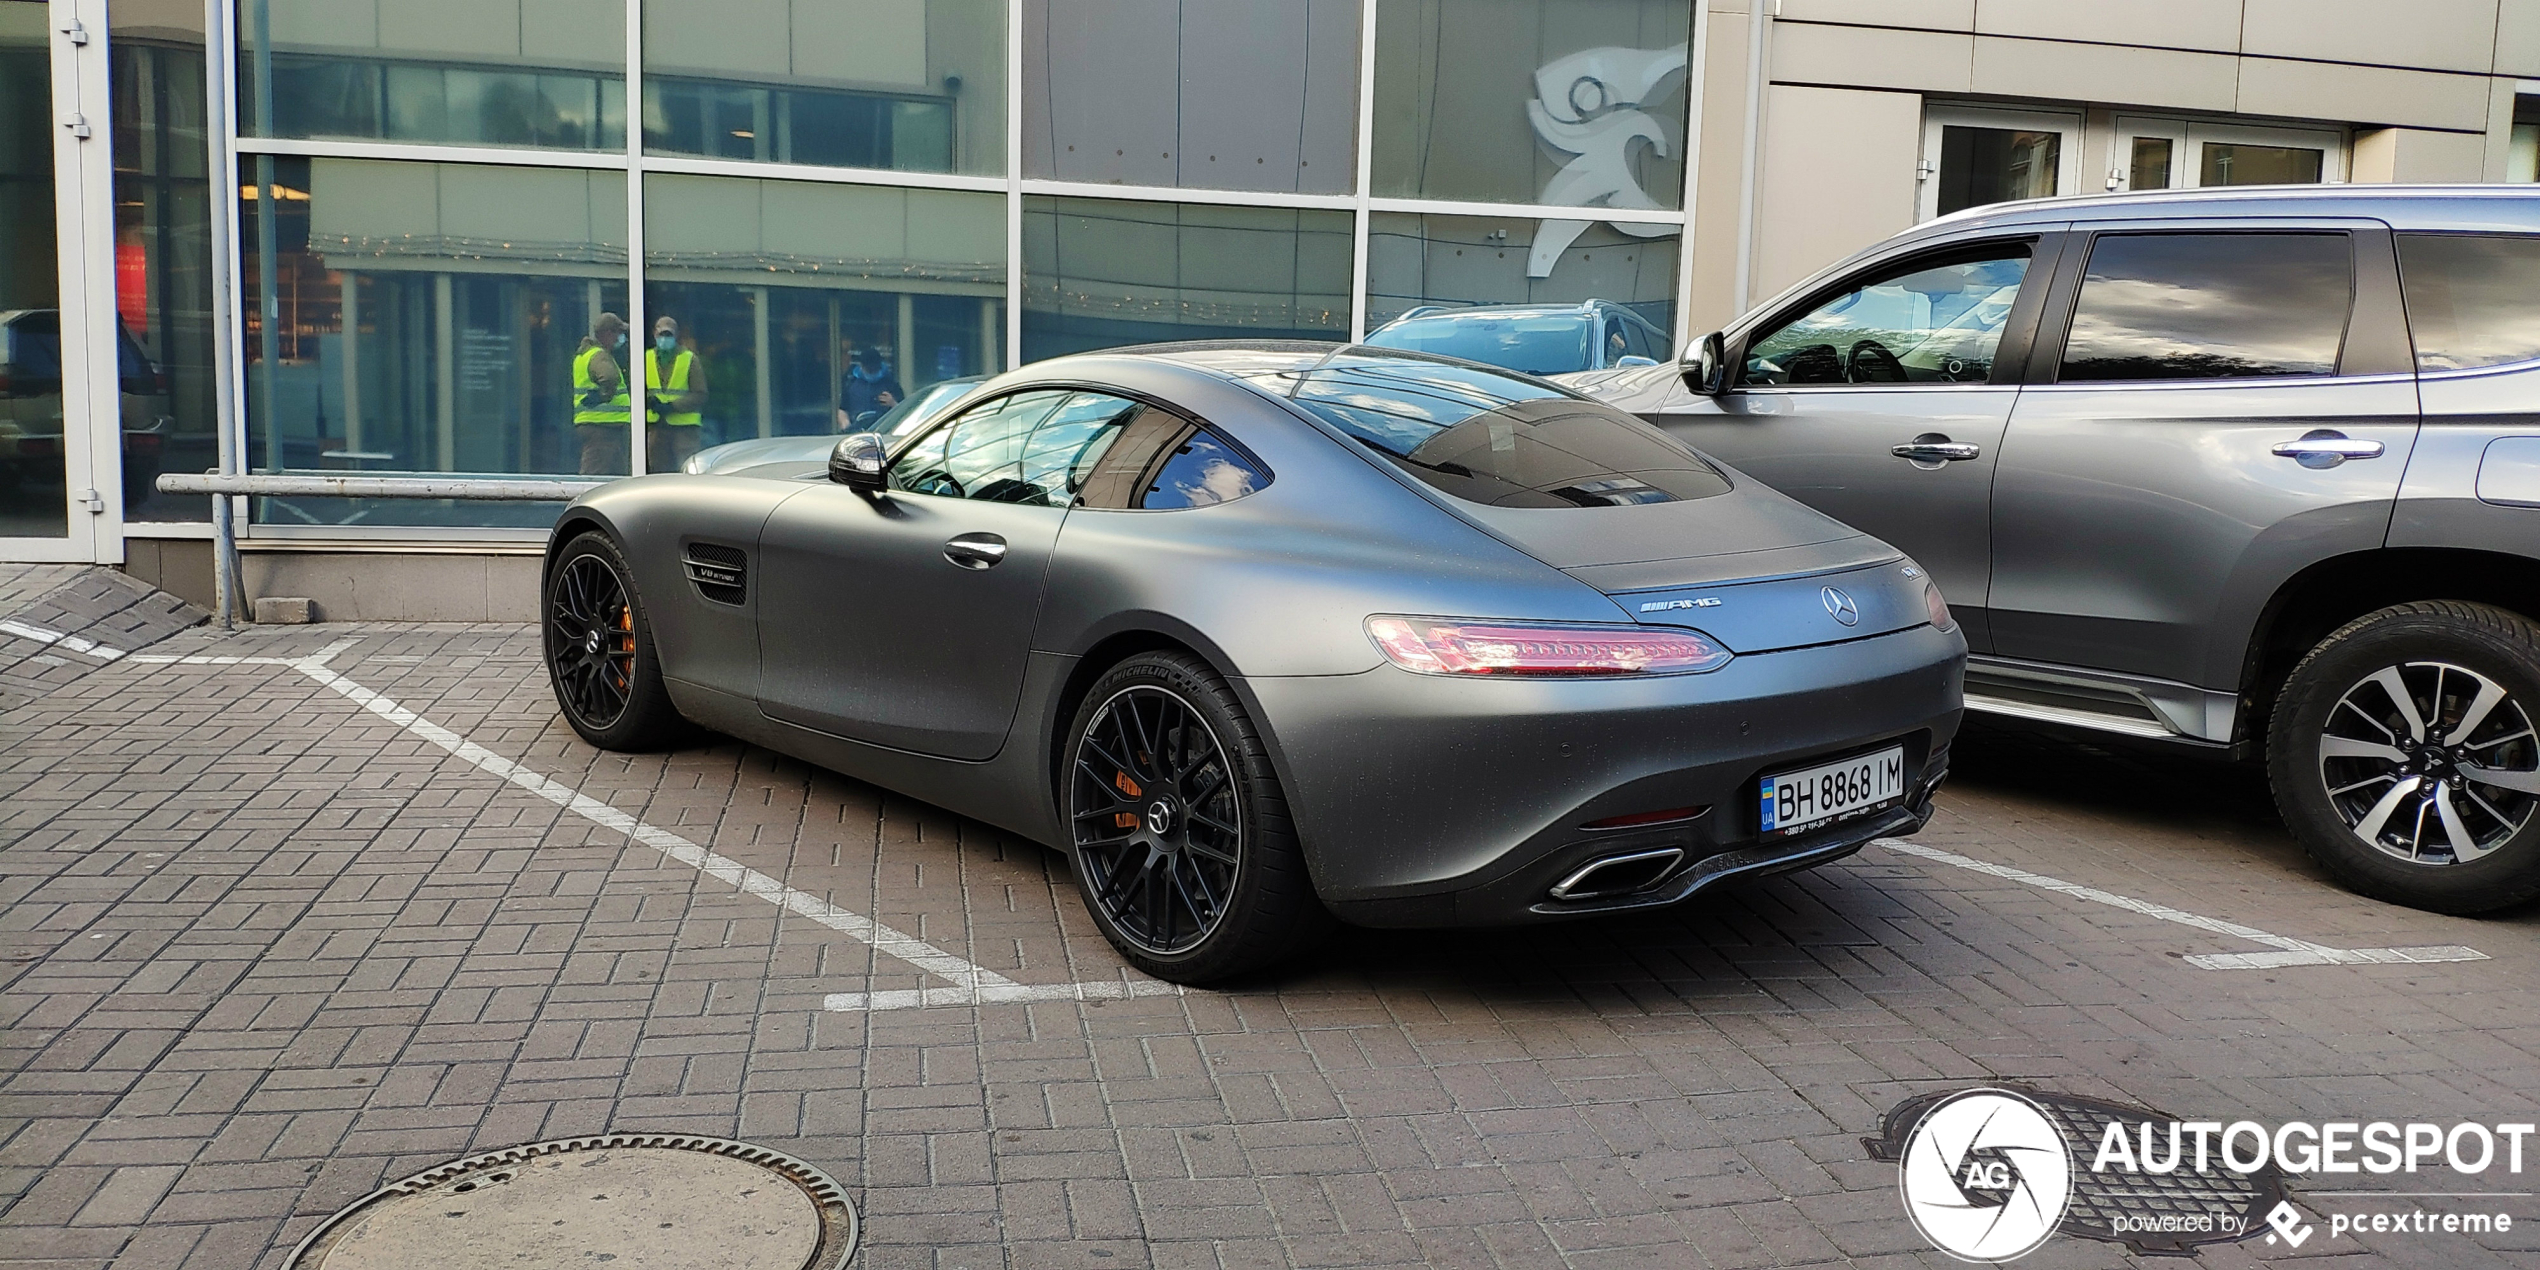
[
  {"xmin": 1381, "ymin": 300, "xmax": 1655, "ymax": 325},
  {"xmin": 1911, "ymin": 182, "xmax": 2540, "ymax": 242}
]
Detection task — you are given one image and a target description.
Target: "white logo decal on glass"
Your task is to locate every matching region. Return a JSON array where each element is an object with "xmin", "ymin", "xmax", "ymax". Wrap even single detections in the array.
[{"xmin": 1526, "ymin": 46, "xmax": 1686, "ymax": 278}]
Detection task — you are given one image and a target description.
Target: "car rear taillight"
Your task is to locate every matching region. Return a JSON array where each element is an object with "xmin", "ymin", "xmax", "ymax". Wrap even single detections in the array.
[
  {"xmin": 125, "ymin": 431, "xmax": 163, "ymax": 455},
  {"xmin": 1365, "ymin": 616, "xmax": 1732, "ymax": 677},
  {"xmin": 1924, "ymin": 582, "xmax": 1956, "ymax": 633}
]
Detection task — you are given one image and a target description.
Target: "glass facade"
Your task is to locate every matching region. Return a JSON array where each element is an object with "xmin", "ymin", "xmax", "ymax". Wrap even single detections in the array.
[
  {"xmin": 1022, "ymin": 197, "xmax": 1351, "ymax": 360},
  {"xmin": 113, "ymin": 4, "xmax": 218, "ymax": 523},
  {"xmin": 0, "ymin": 0, "xmax": 64, "ymax": 538},
  {"xmin": 1366, "ymin": 211, "xmax": 1677, "ymax": 333},
  {"xmin": 239, "ymin": 0, "xmax": 628, "ymax": 151}
]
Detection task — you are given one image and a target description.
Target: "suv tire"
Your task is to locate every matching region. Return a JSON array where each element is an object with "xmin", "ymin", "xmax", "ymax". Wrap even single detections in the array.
[{"xmin": 2269, "ymin": 601, "xmax": 2540, "ymax": 914}]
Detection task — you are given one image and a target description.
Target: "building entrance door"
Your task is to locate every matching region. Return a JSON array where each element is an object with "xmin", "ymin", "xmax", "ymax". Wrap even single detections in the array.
[{"xmin": 0, "ymin": 0, "xmax": 123, "ymax": 563}]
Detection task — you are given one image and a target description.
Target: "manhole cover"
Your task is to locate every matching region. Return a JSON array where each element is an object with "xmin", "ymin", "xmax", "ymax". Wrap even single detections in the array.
[{"xmin": 283, "ymin": 1135, "xmax": 857, "ymax": 1270}]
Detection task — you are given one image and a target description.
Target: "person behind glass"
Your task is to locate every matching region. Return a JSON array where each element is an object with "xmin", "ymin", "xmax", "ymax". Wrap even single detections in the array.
[
  {"xmin": 571, "ymin": 313, "xmax": 633, "ymax": 476},
  {"xmin": 645, "ymin": 316, "xmax": 708, "ymax": 472},
  {"xmin": 837, "ymin": 345, "xmax": 902, "ymax": 432}
]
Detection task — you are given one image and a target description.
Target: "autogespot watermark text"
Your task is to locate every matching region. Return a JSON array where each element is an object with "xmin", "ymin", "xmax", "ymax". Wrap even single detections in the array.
[{"xmin": 2090, "ymin": 1119, "xmax": 2536, "ymax": 1179}]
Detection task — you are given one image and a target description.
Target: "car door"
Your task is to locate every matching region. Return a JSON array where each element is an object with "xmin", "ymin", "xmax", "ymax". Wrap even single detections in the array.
[
  {"xmin": 1988, "ymin": 221, "xmax": 2421, "ymax": 691},
  {"xmin": 1644, "ymin": 233, "xmax": 2064, "ymax": 651},
  {"xmin": 754, "ymin": 389, "xmax": 1140, "ymax": 759}
]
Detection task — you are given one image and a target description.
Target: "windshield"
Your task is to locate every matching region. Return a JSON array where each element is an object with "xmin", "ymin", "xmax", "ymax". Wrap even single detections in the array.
[
  {"xmin": 870, "ymin": 378, "xmax": 984, "ymax": 437},
  {"xmin": 1249, "ymin": 353, "xmax": 1729, "ymax": 509},
  {"xmin": 1361, "ymin": 312, "xmax": 1594, "ymax": 376}
]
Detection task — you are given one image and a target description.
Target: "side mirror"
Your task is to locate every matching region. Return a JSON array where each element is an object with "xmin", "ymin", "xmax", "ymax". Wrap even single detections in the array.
[
  {"xmin": 1682, "ymin": 331, "xmax": 1728, "ymax": 396},
  {"xmin": 1614, "ymin": 355, "xmax": 1659, "ymax": 368},
  {"xmin": 829, "ymin": 432, "xmax": 888, "ymax": 491}
]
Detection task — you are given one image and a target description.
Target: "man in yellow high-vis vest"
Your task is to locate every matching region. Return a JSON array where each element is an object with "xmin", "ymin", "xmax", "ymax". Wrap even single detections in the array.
[
  {"xmin": 645, "ymin": 316, "xmax": 709, "ymax": 473},
  {"xmin": 571, "ymin": 313, "xmax": 632, "ymax": 475}
]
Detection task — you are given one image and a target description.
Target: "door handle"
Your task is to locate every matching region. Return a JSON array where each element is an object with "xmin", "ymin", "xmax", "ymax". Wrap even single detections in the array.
[
  {"xmin": 942, "ymin": 532, "xmax": 1009, "ymax": 570},
  {"xmin": 1891, "ymin": 433, "xmax": 1982, "ymax": 466},
  {"xmin": 2271, "ymin": 429, "xmax": 2385, "ymax": 469}
]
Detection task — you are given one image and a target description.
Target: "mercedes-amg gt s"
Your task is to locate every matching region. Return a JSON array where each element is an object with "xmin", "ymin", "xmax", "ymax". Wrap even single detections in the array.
[{"xmin": 542, "ymin": 343, "xmax": 1965, "ymax": 982}]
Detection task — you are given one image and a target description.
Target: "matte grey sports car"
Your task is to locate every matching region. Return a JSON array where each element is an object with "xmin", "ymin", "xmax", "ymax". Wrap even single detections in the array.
[{"xmin": 541, "ymin": 343, "xmax": 1966, "ymax": 982}]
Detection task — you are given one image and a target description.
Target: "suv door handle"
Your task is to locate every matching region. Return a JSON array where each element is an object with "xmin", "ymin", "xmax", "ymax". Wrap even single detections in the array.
[
  {"xmin": 942, "ymin": 533, "xmax": 1009, "ymax": 570},
  {"xmin": 1892, "ymin": 433, "xmax": 1982, "ymax": 465},
  {"xmin": 2271, "ymin": 429, "xmax": 2385, "ymax": 469}
]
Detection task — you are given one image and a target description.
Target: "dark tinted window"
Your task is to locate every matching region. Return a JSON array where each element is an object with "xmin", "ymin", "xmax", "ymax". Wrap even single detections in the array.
[
  {"xmin": 1255, "ymin": 354, "xmax": 1731, "ymax": 508},
  {"xmin": 2396, "ymin": 234, "xmax": 2540, "ymax": 371},
  {"xmin": 1140, "ymin": 433, "xmax": 1267, "ymax": 509},
  {"xmin": 1, "ymin": 313, "xmax": 63, "ymax": 380},
  {"xmin": 2057, "ymin": 233, "xmax": 2350, "ymax": 382},
  {"xmin": 1745, "ymin": 248, "xmax": 2029, "ymax": 385}
]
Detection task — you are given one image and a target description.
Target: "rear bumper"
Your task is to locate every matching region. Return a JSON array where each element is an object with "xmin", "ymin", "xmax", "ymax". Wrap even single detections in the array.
[{"xmin": 1242, "ymin": 622, "xmax": 1965, "ymax": 927}]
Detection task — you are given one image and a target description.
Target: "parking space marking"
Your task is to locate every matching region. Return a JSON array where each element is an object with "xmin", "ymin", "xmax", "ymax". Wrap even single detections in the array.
[
  {"xmin": 15, "ymin": 621, "xmax": 1180, "ymax": 1013},
  {"xmin": 1873, "ymin": 838, "xmax": 2488, "ymax": 970}
]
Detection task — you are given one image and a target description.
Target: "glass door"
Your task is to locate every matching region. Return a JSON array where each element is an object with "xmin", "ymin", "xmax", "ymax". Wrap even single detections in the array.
[{"xmin": 0, "ymin": 0, "xmax": 117, "ymax": 561}]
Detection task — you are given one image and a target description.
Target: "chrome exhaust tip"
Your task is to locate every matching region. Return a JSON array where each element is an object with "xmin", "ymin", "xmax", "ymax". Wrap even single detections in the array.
[{"xmin": 1546, "ymin": 847, "xmax": 1686, "ymax": 902}]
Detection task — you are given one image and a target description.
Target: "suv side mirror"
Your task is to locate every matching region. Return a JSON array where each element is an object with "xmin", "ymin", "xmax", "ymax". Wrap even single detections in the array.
[
  {"xmin": 829, "ymin": 432, "xmax": 888, "ymax": 491},
  {"xmin": 1683, "ymin": 331, "xmax": 1728, "ymax": 396},
  {"xmin": 1614, "ymin": 355, "xmax": 1658, "ymax": 368}
]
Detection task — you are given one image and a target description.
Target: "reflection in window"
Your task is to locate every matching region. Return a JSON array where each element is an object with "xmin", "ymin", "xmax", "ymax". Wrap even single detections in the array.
[
  {"xmin": 889, "ymin": 390, "xmax": 1066, "ymax": 501},
  {"xmin": 1936, "ymin": 126, "xmax": 2059, "ymax": 216},
  {"xmin": 1366, "ymin": 213, "xmax": 1677, "ymax": 340},
  {"xmin": 2058, "ymin": 234, "xmax": 2351, "ymax": 382},
  {"xmin": 2396, "ymin": 234, "xmax": 2540, "ymax": 372},
  {"xmin": 1372, "ymin": 0, "xmax": 1688, "ymax": 209},
  {"xmin": 240, "ymin": 157, "xmax": 630, "ymax": 527},
  {"xmin": 1142, "ymin": 432, "xmax": 1266, "ymax": 509},
  {"xmin": 1021, "ymin": 197, "xmax": 1350, "ymax": 360},
  {"xmin": 1744, "ymin": 249, "xmax": 2030, "ymax": 386},
  {"xmin": 643, "ymin": 0, "xmax": 1002, "ymax": 175},
  {"xmin": 2199, "ymin": 143, "xmax": 2322, "ymax": 187},
  {"xmin": 112, "ymin": 18, "xmax": 216, "ymax": 523},
  {"xmin": 239, "ymin": 0, "xmax": 626, "ymax": 151},
  {"xmin": 2, "ymin": 1, "xmax": 67, "ymax": 537},
  {"xmin": 644, "ymin": 174, "xmax": 1005, "ymax": 459},
  {"xmin": 1024, "ymin": 0, "xmax": 1358, "ymax": 195},
  {"xmin": 2513, "ymin": 97, "xmax": 2537, "ymax": 182},
  {"xmin": 1258, "ymin": 354, "xmax": 1728, "ymax": 508}
]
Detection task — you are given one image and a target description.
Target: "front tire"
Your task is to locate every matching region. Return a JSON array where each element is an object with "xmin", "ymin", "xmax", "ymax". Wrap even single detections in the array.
[
  {"xmin": 544, "ymin": 531, "xmax": 688, "ymax": 751},
  {"xmin": 2268, "ymin": 601, "xmax": 2540, "ymax": 914},
  {"xmin": 1062, "ymin": 652, "xmax": 1329, "ymax": 983}
]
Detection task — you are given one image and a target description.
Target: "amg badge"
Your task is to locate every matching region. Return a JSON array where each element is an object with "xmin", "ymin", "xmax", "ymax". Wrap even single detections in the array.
[{"xmin": 1639, "ymin": 597, "xmax": 1722, "ymax": 612}]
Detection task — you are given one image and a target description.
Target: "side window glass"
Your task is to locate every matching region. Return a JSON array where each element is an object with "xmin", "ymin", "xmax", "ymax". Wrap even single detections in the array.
[
  {"xmin": 1138, "ymin": 432, "xmax": 1269, "ymax": 510},
  {"xmin": 2395, "ymin": 233, "xmax": 2540, "ymax": 372},
  {"xmin": 2058, "ymin": 233, "xmax": 2350, "ymax": 381},
  {"xmin": 1625, "ymin": 318, "xmax": 1663, "ymax": 362},
  {"xmin": 888, "ymin": 390, "xmax": 1068, "ymax": 500},
  {"xmin": 1017, "ymin": 392, "xmax": 1143, "ymax": 504},
  {"xmin": 1743, "ymin": 247, "xmax": 2031, "ymax": 386}
]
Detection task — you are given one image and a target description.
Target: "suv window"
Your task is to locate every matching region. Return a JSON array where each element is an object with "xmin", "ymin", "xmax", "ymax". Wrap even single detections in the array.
[
  {"xmin": 2396, "ymin": 233, "xmax": 2540, "ymax": 371},
  {"xmin": 2057, "ymin": 232, "xmax": 2351, "ymax": 381},
  {"xmin": 1744, "ymin": 246, "xmax": 2030, "ymax": 386},
  {"xmin": 1258, "ymin": 354, "xmax": 1730, "ymax": 508}
]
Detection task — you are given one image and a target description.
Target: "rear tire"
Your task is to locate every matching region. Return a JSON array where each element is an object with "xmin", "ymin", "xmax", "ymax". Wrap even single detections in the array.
[
  {"xmin": 2268, "ymin": 601, "xmax": 2540, "ymax": 914},
  {"xmin": 1061, "ymin": 651, "xmax": 1330, "ymax": 983},
  {"xmin": 544, "ymin": 531, "xmax": 689, "ymax": 751}
]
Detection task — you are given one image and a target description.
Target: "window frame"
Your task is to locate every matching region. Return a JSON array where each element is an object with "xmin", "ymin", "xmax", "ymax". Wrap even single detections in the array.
[
  {"xmin": 2107, "ymin": 115, "xmax": 2347, "ymax": 193},
  {"xmin": 885, "ymin": 381, "xmax": 1273, "ymax": 511},
  {"xmin": 2021, "ymin": 218, "xmax": 2414, "ymax": 388},
  {"xmin": 1728, "ymin": 234, "xmax": 2061, "ymax": 393},
  {"xmin": 1918, "ymin": 106, "xmax": 2085, "ymax": 222}
]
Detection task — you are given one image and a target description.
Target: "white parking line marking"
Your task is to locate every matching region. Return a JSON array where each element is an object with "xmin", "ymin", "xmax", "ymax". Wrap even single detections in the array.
[
  {"xmin": 15, "ymin": 621, "xmax": 1180, "ymax": 1013},
  {"xmin": 1873, "ymin": 838, "xmax": 2489, "ymax": 971}
]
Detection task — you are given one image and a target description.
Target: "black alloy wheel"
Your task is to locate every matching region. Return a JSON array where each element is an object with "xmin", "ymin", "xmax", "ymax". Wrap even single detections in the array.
[
  {"xmin": 2271, "ymin": 601, "xmax": 2540, "ymax": 913},
  {"xmin": 1072, "ymin": 684, "xmax": 1243, "ymax": 954},
  {"xmin": 1062, "ymin": 652, "xmax": 1328, "ymax": 982},
  {"xmin": 544, "ymin": 532, "xmax": 688, "ymax": 750}
]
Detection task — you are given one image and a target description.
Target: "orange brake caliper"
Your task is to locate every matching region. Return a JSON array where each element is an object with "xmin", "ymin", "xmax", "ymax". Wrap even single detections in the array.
[{"xmin": 1114, "ymin": 770, "xmax": 1142, "ymax": 829}]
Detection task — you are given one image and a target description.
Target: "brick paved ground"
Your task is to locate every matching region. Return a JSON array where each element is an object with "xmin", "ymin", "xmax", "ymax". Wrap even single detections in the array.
[{"xmin": 1, "ymin": 575, "xmax": 2535, "ymax": 1269}]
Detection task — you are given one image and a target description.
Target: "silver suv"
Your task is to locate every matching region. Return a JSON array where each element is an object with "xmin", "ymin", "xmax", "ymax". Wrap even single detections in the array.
[{"xmin": 1571, "ymin": 186, "xmax": 2540, "ymax": 915}]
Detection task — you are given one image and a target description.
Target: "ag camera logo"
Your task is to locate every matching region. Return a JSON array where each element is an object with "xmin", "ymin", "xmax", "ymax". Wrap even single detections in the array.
[{"xmin": 1900, "ymin": 1089, "xmax": 2074, "ymax": 1262}]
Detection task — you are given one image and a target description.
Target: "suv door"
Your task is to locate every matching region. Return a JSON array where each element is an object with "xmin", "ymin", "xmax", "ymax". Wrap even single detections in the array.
[
  {"xmin": 1989, "ymin": 221, "xmax": 2421, "ymax": 696},
  {"xmin": 1644, "ymin": 234, "xmax": 2063, "ymax": 651}
]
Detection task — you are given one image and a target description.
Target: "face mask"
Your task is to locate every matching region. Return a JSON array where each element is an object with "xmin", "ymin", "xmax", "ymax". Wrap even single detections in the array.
[{"xmin": 656, "ymin": 334, "xmax": 678, "ymax": 354}]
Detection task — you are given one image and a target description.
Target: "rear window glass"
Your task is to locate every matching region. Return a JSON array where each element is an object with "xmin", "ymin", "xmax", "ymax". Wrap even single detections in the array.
[
  {"xmin": 1362, "ymin": 313, "xmax": 1594, "ymax": 376},
  {"xmin": 2057, "ymin": 232, "xmax": 2351, "ymax": 382},
  {"xmin": 2397, "ymin": 234, "xmax": 2540, "ymax": 372},
  {"xmin": 1252, "ymin": 354, "xmax": 1731, "ymax": 508}
]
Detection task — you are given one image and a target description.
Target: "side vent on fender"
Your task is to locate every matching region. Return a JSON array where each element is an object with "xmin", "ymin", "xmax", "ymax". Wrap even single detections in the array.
[{"xmin": 681, "ymin": 542, "xmax": 747, "ymax": 606}]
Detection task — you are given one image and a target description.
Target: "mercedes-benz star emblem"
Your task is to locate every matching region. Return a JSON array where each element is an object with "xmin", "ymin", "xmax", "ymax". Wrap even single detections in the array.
[
  {"xmin": 1898, "ymin": 1089, "xmax": 2073, "ymax": 1262},
  {"xmin": 1822, "ymin": 586, "xmax": 1860, "ymax": 626},
  {"xmin": 1144, "ymin": 800, "xmax": 1173, "ymax": 836}
]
